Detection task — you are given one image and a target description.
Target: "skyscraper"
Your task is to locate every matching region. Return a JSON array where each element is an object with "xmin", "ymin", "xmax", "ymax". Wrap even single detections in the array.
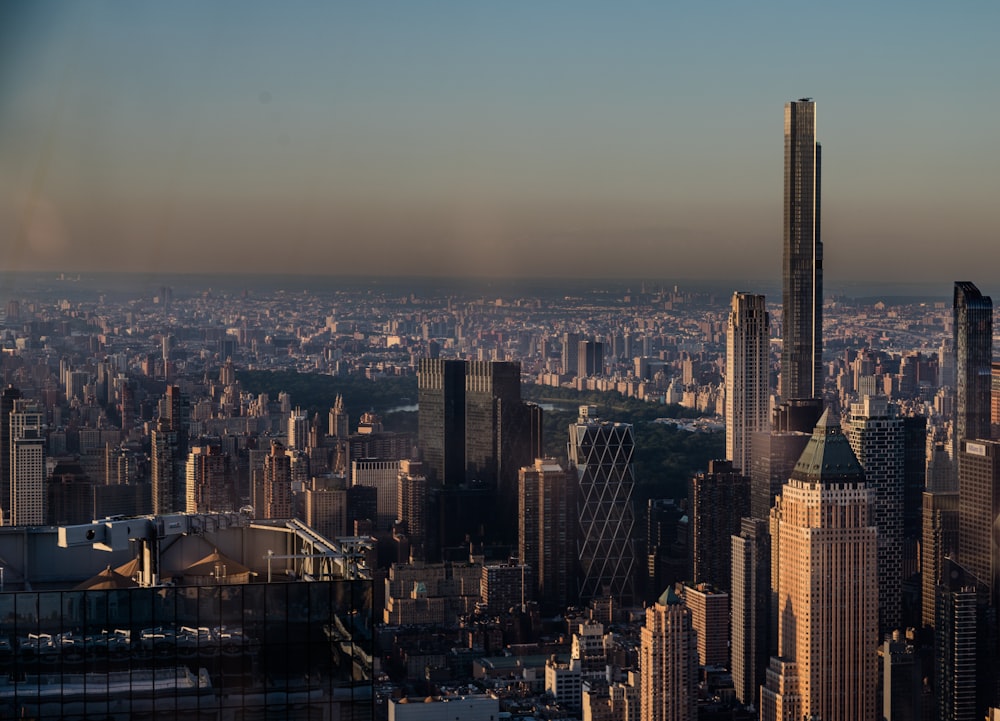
[
  {"xmin": 954, "ymin": 281, "xmax": 993, "ymax": 460},
  {"xmin": 780, "ymin": 98, "xmax": 822, "ymax": 402},
  {"xmin": 726, "ymin": 292, "xmax": 769, "ymax": 473},
  {"xmin": 417, "ymin": 358, "xmax": 466, "ymax": 487},
  {"xmin": 847, "ymin": 395, "xmax": 904, "ymax": 635},
  {"xmin": 957, "ymin": 438, "xmax": 1000, "ymax": 603},
  {"xmin": 262, "ymin": 440, "xmax": 292, "ymax": 519},
  {"xmin": 518, "ymin": 458, "xmax": 575, "ymax": 613},
  {"xmin": 10, "ymin": 400, "xmax": 46, "ymax": 526},
  {"xmin": 761, "ymin": 410, "xmax": 877, "ymax": 721},
  {"xmin": 689, "ymin": 459, "xmax": 749, "ymax": 591},
  {"xmin": 731, "ymin": 517, "xmax": 770, "ymax": 707},
  {"xmin": 640, "ymin": 586, "xmax": 697, "ymax": 721},
  {"xmin": 570, "ymin": 406, "xmax": 636, "ymax": 605}
]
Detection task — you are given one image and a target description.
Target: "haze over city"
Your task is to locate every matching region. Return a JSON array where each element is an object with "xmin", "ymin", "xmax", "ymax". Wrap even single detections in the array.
[{"xmin": 1, "ymin": 1, "xmax": 998, "ymax": 281}]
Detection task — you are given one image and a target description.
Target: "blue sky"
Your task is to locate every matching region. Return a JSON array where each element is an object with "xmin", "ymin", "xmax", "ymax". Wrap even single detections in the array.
[{"xmin": 1, "ymin": 1, "xmax": 998, "ymax": 281}]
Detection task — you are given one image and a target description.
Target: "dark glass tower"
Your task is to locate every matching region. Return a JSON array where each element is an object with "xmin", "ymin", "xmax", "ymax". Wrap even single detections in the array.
[
  {"xmin": 780, "ymin": 99, "xmax": 822, "ymax": 402},
  {"xmin": 954, "ymin": 281, "xmax": 993, "ymax": 456}
]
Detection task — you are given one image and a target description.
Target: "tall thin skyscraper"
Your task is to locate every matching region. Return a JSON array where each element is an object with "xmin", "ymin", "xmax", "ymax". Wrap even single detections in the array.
[
  {"xmin": 731, "ymin": 517, "xmax": 770, "ymax": 707},
  {"xmin": 570, "ymin": 406, "xmax": 636, "ymax": 605},
  {"xmin": 954, "ymin": 281, "xmax": 993, "ymax": 459},
  {"xmin": 847, "ymin": 395, "xmax": 904, "ymax": 635},
  {"xmin": 761, "ymin": 410, "xmax": 877, "ymax": 721},
  {"xmin": 726, "ymin": 292, "xmax": 769, "ymax": 473},
  {"xmin": 780, "ymin": 98, "xmax": 822, "ymax": 402}
]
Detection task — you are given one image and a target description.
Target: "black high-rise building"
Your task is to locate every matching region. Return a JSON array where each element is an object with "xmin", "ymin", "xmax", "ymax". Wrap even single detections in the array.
[
  {"xmin": 417, "ymin": 359, "xmax": 540, "ymax": 552},
  {"xmin": 417, "ymin": 359, "xmax": 466, "ymax": 487},
  {"xmin": 689, "ymin": 459, "xmax": 749, "ymax": 592},
  {"xmin": 954, "ymin": 281, "xmax": 993, "ymax": 459},
  {"xmin": 780, "ymin": 98, "xmax": 822, "ymax": 403}
]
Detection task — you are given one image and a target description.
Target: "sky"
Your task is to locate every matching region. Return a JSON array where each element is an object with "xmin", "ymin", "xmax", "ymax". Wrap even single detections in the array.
[{"xmin": 0, "ymin": 1, "xmax": 998, "ymax": 283}]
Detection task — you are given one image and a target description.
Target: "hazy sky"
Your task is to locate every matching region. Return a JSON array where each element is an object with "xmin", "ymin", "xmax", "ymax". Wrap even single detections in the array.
[{"xmin": 1, "ymin": 1, "xmax": 998, "ymax": 282}]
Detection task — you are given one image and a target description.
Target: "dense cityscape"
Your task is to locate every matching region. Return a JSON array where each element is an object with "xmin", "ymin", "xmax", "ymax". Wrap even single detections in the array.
[{"xmin": 0, "ymin": 99, "xmax": 994, "ymax": 720}]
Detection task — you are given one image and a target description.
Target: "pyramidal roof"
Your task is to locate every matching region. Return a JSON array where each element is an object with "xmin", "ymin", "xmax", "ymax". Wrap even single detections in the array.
[
  {"xmin": 790, "ymin": 409, "xmax": 864, "ymax": 485},
  {"xmin": 657, "ymin": 584, "xmax": 682, "ymax": 606}
]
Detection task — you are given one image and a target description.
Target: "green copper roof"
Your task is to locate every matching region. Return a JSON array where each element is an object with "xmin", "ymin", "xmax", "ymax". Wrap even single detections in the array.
[
  {"xmin": 790, "ymin": 409, "xmax": 864, "ymax": 485},
  {"xmin": 657, "ymin": 584, "xmax": 682, "ymax": 606}
]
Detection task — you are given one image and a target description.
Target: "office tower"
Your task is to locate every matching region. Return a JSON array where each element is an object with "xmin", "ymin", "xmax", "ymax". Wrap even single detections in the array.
[
  {"xmin": 954, "ymin": 281, "xmax": 993, "ymax": 459},
  {"xmin": 957, "ymin": 438, "xmax": 1000, "ymax": 603},
  {"xmin": 749, "ymin": 429, "xmax": 811, "ymax": 520},
  {"xmin": 562, "ymin": 332, "xmax": 581, "ymax": 377},
  {"xmin": 761, "ymin": 410, "xmax": 877, "ymax": 721},
  {"xmin": 328, "ymin": 393, "xmax": 349, "ymax": 439},
  {"xmin": 570, "ymin": 406, "xmax": 636, "ymax": 605},
  {"xmin": 934, "ymin": 557, "xmax": 992, "ymax": 721},
  {"xmin": 921, "ymin": 489, "xmax": 959, "ymax": 630},
  {"xmin": 780, "ymin": 98, "xmax": 822, "ymax": 402},
  {"xmin": 396, "ymin": 459, "xmax": 428, "ymax": 559},
  {"xmin": 726, "ymin": 292, "xmax": 769, "ymax": 473},
  {"xmin": 640, "ymin": 586, "xmax": 697, "ymax": 721},
  {"xmin": 464, "ymin": 360, "xmax": 520, "ymax": 486},
  {"xmin": 578, "ymin": 340, "xmax": 605, "ymax": 378},
  {"xmin": 518, "ymin": 458, "xmax": 575, "ymax": 613},
  {"xmin": 150, "ymin": 418, "xmax": 180, "ymax": 514},
  {"xmin": 262, "ymin": 440, "xmax": 292, "ymax": 519},
  {"xmin": 681, "ymin": 582, "xmax": 729, "ymax": 667},
  {"xmin": 417, "ymin": 358, "xmax": 466, "ymax": 486},
  {"xmin": 287, "ymin": 406, "xmax": 309, "ymax": 451},
  {"xmin": 731, "ymin": 517, "xmax": 770, "ymax": 707},
  {"xmin": 351, "ymin": 458, "xmax": 399, "ymax": 532},
  {"xmin": 185, "ymin": 445, "xmax": 234, "ymax": 513},
  {"xmin": 689, "ymin": 459, "xmax": 749, "ymax": 591},
  {"xmin": 0, "ymin": 384, "xmax": 21, "ymax": 521},
  {"xmin": 417, "ymin": 358, "xmax": 538, "ymax": 548},
  {"xmin": 10, "ymin": 400, "xmax": 46, "ymax": 526},
  {"xmin": 847, "ymin": 395, "xmax": 904, "ymax": 634}
]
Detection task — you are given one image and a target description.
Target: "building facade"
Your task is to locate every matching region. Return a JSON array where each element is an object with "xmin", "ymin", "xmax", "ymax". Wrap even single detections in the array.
[
  {"xmin": 570, "ymin": 407, "xmax": 636, "ymax": 605},
  {"xmin": 726, "ymin": 292, "xmax": 769, "ymax": 474},
  {"xmin": 761, "ymin": 411, "xmax": 877, "ymax": 721},
  {"xmin": 640, "ymin": 586, "xmax": 696, "ymax": 721},
  {"xmin": 847, "ymin": 395, "xmax": 904, "ymax": 635},
  {"xmin": 954, "ymin": 281, "xmax": 993, "ymax": 459},
  {"xmin": 780, "ymin": 98, "xmax": 822, "ymax": 402}
]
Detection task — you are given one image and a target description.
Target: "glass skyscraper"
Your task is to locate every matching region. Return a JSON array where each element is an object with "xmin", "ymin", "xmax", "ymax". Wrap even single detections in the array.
[{"xmin": 780, "ymin": 99, "xmax": 822, "ymax": 402}]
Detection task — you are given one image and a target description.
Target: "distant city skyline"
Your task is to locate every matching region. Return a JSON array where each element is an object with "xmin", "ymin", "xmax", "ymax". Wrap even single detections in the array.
[{"xmin": 1, "ymin": 2, "xmax": 998, "ymax": 281}]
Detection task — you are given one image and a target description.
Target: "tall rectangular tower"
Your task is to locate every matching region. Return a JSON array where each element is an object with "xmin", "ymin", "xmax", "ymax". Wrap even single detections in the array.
[
  {"xmin": 726, "ymin": 292, "xmax": 769, "ymax": 473},
  {"xmin": 417, "ymin": 359, "xmax": 466, "ymax": 486},
  {"xmin": 847, "ymin": 395, "xmax": 904, "ymax": 635},
  {"xmin": 761, "ymin": 411, "xmax": 877, "ymax": 721},
  {"xmin": 780, "ymin": 99, "xmax": 822, "ymax": 402},
  {"xmin": 10, "ymin": 400, "xmax": 45, "ymax": 527},
  {"xmin": 957, "ymin": 438, "xmax": 1000, "ymax": 603},
  {"xmin": 519, "ymin": 459, "xmax": 575, "ymax": 613},
  {"xmin": 570, "ymin": 406, "xmax": 636, "ymax": 605},
  {"xmin": 954, "ymin": 281, "xmax": 993, "ymax": 459}
]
